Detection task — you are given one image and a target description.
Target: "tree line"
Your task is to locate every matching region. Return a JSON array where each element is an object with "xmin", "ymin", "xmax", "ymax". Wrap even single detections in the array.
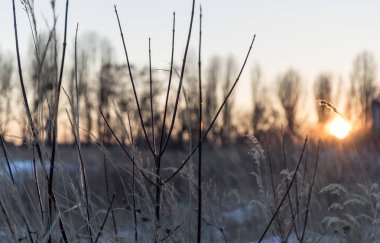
[{"xmin": 0, "ymin": 32, "xmax": 378, "ymax": 146}]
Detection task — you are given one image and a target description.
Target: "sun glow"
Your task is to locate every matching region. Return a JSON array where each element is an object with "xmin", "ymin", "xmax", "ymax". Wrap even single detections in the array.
[{"xmin": 326, "ymin": 117, "xmax": 351, "ymax": 139}]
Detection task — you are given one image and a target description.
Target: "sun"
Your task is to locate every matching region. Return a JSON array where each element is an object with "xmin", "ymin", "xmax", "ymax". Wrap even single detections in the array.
[{"xmin": 326, "ymin": 117, "xmax": 351, "ymax": 139}]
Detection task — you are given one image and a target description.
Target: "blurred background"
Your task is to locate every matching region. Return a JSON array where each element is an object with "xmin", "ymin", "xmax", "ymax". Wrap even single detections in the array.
[{"xmin": 0, "ymin": 0, "xmax": 380, "ymax": 145}]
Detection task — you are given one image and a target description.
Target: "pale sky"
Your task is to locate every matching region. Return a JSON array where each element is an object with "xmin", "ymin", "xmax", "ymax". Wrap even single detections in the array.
[{"xmin": 1, "ymin": 0, "xmax": 380, "ymax": 112}]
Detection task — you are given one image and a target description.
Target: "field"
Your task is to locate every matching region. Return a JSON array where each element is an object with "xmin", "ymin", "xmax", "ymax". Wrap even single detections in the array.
[
  {"xmin": 1, "ymin": 0, "xmax": 380, "ymax": 242},
  {"xmin": 3, "ymin": 135, "xmax": 380, "ymax": 242}
]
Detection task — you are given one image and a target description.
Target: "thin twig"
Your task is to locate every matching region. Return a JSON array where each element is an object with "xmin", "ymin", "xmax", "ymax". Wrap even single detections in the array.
[
  {"xmin": 202, "ymin": 219, "xmax": 228, "ymax": 243},
  {"xmin": 12, "ymin": 0, "xmax": 48, "ymax": 181},
  {"xmin": 65, "ymin": 109, "xmax": 92, "ymax": 241},
  {"xmin": 126, "ymin": 106, "xmax": 138, "ymax": 242},
  {"xmin": 317, "ymin": 99, "xmax": 344, "ymax": 118},
  {"xmin": 196, "ymin": 5, "xmax": 203, "ymax": 243},
  {"xmin": 0, "ymin": 134, "xmax": 15, "ymax": 184},
  {"xmin": 159, "ymin": 0, "xmax": 196, "ymax": 155},
  {"xmin": 148, "ymin": 38, "xmax": 156, "ymax": 154},
  {"xmin": 74, "ymin": 23, "xmax": 80, "ymax": 148},
  {"xmin": 159, "ymin": 221, "xmax": 184, "ymax": 242},
  {"xmin": 94, "ymin": 194, "xmax": 116, "ymax": 243},
  {"xmin": 282, "ymin": 133, "xmax": 298, "ymax": 238},
  {"xmin": 267, "ymin": 142, "xmax": 284, "ymax": 239},
  {"xmin": 0, "ymin": 200, "xmax": 16, "ymax": 241},
  {"xmin": 300, "ymin": 140, "xmax": 320, "ymax": 242},
  {"xmin": 158, "ymin": 12, "xmax": 175, "ymax": 153},
  {"xmin": 101, "ymin": 123, "xmax": 119, "ymax": 241},
  {"xmin": 164, "ymin": 35, "xmax": 256, "ymax": 183},
  {"xmin": 154, "ymin": 157, "xmax": 161, "ymax": 239},
  {"xmin": 48, "ymin": 0, "xmax": 69, "ymax": 236},
  {"xmin": 150, "ymin": 38, "xmax": 162, "ymax": 234},
  {"xmin": 258, "ymin": 137, "xmax": 308, "ymax": 242},
  {"xmin": 0, "ymin": 139, "xmax": 34, "ymax": 243},
  {"xmin": 114, "ymin": 5, "xmax": 155, "ymax": 155},
  {"xmin": 12, "ymin": 1, "xmax": 52, "ymax": 241},
  {"xmin": 100, "ymin": 110, "xmax": 157, "ymax": 186},
  {"xmin": 32, "ymin": 144, "xmax": 44, "ymax": 223}
]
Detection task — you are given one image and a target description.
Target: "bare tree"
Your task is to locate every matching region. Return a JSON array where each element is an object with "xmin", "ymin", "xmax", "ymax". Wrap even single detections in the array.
[
  {"xmin": 251, "ymin": 65, "xmax": 265, "ymax": 134},
  {"xmin": 29, "ymin": 32, "xmax": 59, "ymax": 145},
  {"xmin": 96, "ymin": 39, "xmax": 119, "ymax": 143},
  {"xmin": 177, "ymin": 53, "xmax": 199, "ymax": 147},
  {"xmin": 251, "ymin": 65, "xmax": 277, "ymax": 135},
  {"xmin": 204, "ymin": 56, "xmax": 221, "ymax": 142},
  {"xmin": 68, "ymin": 32, "xmax": 102, "ymax": 143},
  {"xmin": 68, "ymin": 33, "xmax": 96, "ymax": 143},
  {"xmin": 349, "ymin": 51, "xmax": 377, "ymax": 127},
  {"xmin": 277, "ymin": 69, "xmax": 301, "ymax": 135},
  {"xmin": 314, "ymin": 73, "xmax": 332, "ymax": 123},
  {"xmin": 116, "ymin": 76, "xmax": 134, "ymax": 144},
  {"xmin": 0, "ymin": 50, "xmax": 14, "ymax": 135},
  {"xmin": 129, "ymin": 65, "xmax": 161, "ymax": 146},
  {"xmin": 221, "ymin": 56, "xmax": 237, "ymax": 144}
]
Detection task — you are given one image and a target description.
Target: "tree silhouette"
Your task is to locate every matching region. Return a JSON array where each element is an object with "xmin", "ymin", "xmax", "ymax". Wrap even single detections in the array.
[
  {"xmin": 251, "ymin": 65, "xmax": 277, "ymax": 135},
  {"xmin": 314, "ymin": 73, "xmax": 332, "ymax": 123},
  {"xmin": 349, "ymin": 51, "xmax": 377, "ymax": 127},
  {"xmin": 278, "ymin": 69, "xmax": 301, "ymax": 135},
  {"xmin": 29, "ymin": 32, "xmax": 59, "ymax": 145},
  {"xmin": 221, "ymin": 56, "xmax": 237, "ymax": 144},
  {"xmin": 0, "ymin": 50, "xmax": 14, "ymax": 134},
  {"xmin": 177, "ymin": 53, "xmax": 199, "ymax": 147},
  {"xmin": 204, "ymin": 56, "xmax": 221, "ymax": 142}
]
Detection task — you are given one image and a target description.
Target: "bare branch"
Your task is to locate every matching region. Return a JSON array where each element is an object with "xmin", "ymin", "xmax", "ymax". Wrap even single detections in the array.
[
  {"xmin": 160, "ymin": 0, "xmax": 196, "ymax": 155},
  {"xmin": 114, "ymin": 5, "xmax": 155, "ymax": 155},
  {"xmin": 164, "ymin": 35, "xmax": 256, "ymax": 183}
]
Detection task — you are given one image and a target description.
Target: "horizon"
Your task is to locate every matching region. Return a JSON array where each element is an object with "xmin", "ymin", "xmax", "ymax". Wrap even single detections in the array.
[{"xmin": 1, "ymin": 1, "xmax": 380, "ymax": 111}]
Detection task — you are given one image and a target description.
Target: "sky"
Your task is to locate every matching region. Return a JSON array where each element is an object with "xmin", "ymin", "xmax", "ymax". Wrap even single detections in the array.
[{"xmin": 1, "ymin": 0, "xmax": 380, "ymax": 113}]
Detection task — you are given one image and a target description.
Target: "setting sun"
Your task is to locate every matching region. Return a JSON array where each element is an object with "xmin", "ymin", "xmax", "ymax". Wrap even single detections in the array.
[{"xmin": 326, "ymin": 117, "xmax": 351, "ymax": 139}]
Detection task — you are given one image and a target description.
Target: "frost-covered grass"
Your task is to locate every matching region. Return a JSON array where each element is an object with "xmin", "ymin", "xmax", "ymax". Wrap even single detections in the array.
[{"xmin": 0, "ymin": 136, "xmax": 379, "ymax": 242}]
